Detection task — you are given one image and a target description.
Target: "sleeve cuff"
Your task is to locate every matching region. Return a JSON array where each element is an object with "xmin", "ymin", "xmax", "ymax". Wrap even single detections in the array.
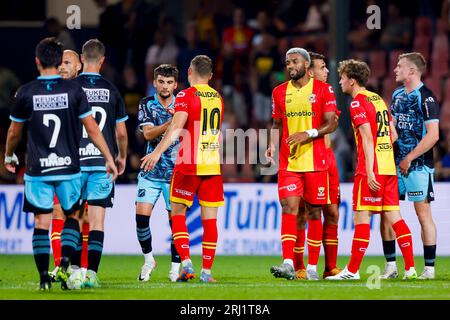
[
  {"xmin": 9, "ymin": 115, "xmax": 27, "ymax": 122},
  {"xmin": 116, "ymin": 115, "xmax": 129, "ymax": 123},
  {"xmin": 79, "ymin": 110, "xmax": 93, "ymax": 119}
]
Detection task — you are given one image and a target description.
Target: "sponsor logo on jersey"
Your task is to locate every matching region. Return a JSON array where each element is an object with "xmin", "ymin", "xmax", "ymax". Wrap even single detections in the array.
[
  {"xmin": 408, "ymin": 191, "xmax": 423, "ymax": 197},
  {"xmin": 377, "ymin": 142, "xmax": 393, "ymax": 151},
  {"xmin": 39, "ymin": 153, "xmax": 71, "ymax": 170},
  {"xmin": 366, "ymin": 95, "xmax": 381, "ymax": 102},
  {"xmin": 82, "ymin": 88, "xmax": 110, "ymax": 103},
  {"xmin": 352, "ymin": 112, "xmax": 366, "ymax": 120},
  {"xmin": 363, "ymin": 196, "xmax": 382, "ymax": 203},
  {"xmin": 195, "ymin": 91, "xmax": 220, "ymax": 98},
  {"xmin": 79, "ymin": 143, "xmax": 101, "ymax": 156},
  {"xmin": 284, "ymin": 110, "xmax": 316, "ymax": 117},
  {"xmin": 279, "ymin": 184, "xmax": 297, "ymax": 192},
  {"xmin": 175, "ymin": 188, "xmax": 193, "ymax": 197},
  {"xmin": 33, "ymin": 93, "xmax": 68, "ymax": 111},
  {"xmin": 350, "ymin": 101, "xmax": 360, "ymax": 108}
]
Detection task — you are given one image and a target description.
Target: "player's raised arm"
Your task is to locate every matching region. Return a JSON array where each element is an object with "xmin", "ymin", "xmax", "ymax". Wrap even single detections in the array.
[
  {"xmin": 142, "ymin": 119, "xmax": 172, "ymax": 141},
  {"xmin": 81, "ymin": 115, "xmax": 118, "ymax": 181}
]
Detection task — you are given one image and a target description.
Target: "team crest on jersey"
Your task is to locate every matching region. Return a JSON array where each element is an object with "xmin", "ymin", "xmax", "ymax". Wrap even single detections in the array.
[
  {"xmin": 317, "ymin": 186, "xmax": 325, "ymax": 197},
  {"xmin": 138, "ymin": 109, "xmax": 144, "ymax": 121},
  {"xmin": 308, "ymin": 94, "xmax": 316, "ymax": 103}
]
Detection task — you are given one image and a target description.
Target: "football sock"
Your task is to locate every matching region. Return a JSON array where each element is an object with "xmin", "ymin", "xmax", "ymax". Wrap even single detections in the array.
[
  {"xmin": 424, "ymin": 245, "xmax": 436, "ymax": 267},
  {"xmin": 392, "ymin": 220, "xmax": 414, "ymax": 270},
  {"xmin": 281, "ymin": 214, "xmax": 297, "ymax": 261},
  {"xmin": 294, "ymin": 228, "xmax": 305, "ymax": 270},
  {"xmin": 136, "ymin": 214, "xmax": 152, "ymax": 254},
  {"xmin": 323, "ymin": 222, "xmax": 338, "ymax": 271},
  {"xmin": 171, "ymin": 215, "xmax": 190, "ymax": 261},
  {"xmin": 81, "ymin": 223, "xmax": 89, "ymax": 268},
  {"xmin": 201, "ymin": 219, "xmax": 218, "ymax": 270},
  {"xmin": 33, "ymin": 228, "xmax": 50, "ymax": 281},
  {"xmin": 87, "ymin": 230, "xmax": 104, "ymax": 273},
  {"xmin": 169, "ymin": 219, "xmax": 181, "ymax": 263},
  {"xmin": 382, "ymin": 240, "xmax": 396, "ymax": 262},
  {"xmin": 307, "ymin": 218, "xmax": 322, "ymax": 266},
  {"xmin": 347, "ymin": 224, "xmax": 370, "ymax": 274},
  {"xmin": 50, "ymin": 219, "xmax": 64, "ymax": 267},
  {"xmin": 70, "ymin": 231, "xmax": 82, "ymax": 267},
  {"xmin": 60, "ymin": 218, "xmax": 80, "ymax": 270}
]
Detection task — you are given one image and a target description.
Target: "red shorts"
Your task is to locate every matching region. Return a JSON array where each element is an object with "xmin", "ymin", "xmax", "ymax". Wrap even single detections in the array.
[
  {"xmin": 326, "ymin": 149, "xmax": 340, "ymax": 205},
  {"xmin": 170, "ymin": 170, "xmax": 224, "ymax": 207},
  {"xmin": 278, "ymin": 170, "xmax": 329, "ymax": 205},
  {"xmin": 53, "ymin": 195, "xmax": 60, "ymax": 205},
  {"xmin": 353, "ymin": 174, "xmax": 400, "ymax": 212}
]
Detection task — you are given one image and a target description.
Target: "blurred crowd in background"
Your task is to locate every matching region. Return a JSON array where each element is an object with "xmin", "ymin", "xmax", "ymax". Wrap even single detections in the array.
[{"xmin": 1, "ymin": 0, "xmax": 449, "ymax": 184}]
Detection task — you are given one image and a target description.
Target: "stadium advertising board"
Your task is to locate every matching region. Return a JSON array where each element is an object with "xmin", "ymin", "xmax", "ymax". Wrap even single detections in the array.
[{"xmin": 1, "ymin": 183, "xmax": 449, "ymax": 255}]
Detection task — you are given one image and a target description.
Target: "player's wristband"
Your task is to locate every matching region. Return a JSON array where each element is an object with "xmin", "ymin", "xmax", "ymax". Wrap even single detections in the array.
[
  {"xmin": 4, "ymin": 153, "xmax": 19, "ymax": 165},
  {"xmin": 305, "ymin": 129, "xmax": 319, "ymax": 138}
]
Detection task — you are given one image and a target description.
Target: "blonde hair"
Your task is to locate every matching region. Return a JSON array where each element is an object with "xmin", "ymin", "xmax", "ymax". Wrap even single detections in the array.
[{"xmin": 398, "ymin": 52, "xmax": 427, "ymax": 74}]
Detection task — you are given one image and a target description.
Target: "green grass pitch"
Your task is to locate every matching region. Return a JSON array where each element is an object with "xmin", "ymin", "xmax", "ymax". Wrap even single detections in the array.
[{"xmin": 0, "ymin": 255, "xmax": 449, "ymax": 300}]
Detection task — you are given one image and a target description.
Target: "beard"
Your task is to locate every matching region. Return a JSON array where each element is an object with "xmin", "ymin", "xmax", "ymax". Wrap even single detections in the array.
[
  {"xmin": 290, "ymin": 66, "xmax": 306, "ymax": 80},
  {"xmin": 159, "ymin": 92, "xmax": 171, "ymax": 99}
]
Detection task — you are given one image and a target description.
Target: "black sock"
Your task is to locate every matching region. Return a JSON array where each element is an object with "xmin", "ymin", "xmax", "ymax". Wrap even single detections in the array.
[
  {"xmin": 136, "ymin": 214, "xmax": 152, "ymax": 254},
  {"xmin": 32, "ymin": 228, "xmax": 50, "ymax": 281},
  {"xmin": 169, "ymin": 219, "xmax": 181, "ymax": 263},
  {"xmin": 88, "ymin": 230, "xmax": 104, "ymax": 273},
  {"xmin": 60, "ymin": 218, "xmax": 80, "ymax": 270},
  {"xmin": 71, "ymin": 232, "xmax": 83, "ymax": 267},
  {"xmin": 382, "ymin": 240, "xmax": 396, "ymax": 262},
  {"xmin": 424, "ymin": 245, "xmax": 436, "ymax": 267}
]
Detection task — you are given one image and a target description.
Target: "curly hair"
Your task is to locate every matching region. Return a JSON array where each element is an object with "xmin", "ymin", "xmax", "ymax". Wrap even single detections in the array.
[{"xmin": 338, "ymin": 59, "xmax": 371, "ymax": 87}]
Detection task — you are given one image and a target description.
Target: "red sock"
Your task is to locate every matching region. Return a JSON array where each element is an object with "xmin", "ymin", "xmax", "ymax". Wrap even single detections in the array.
[
  {"xmin": 81, "ymin": 223, "xmax": 89, "ymax": 268},
  {"xmin": 307, "ymin": 219, "xmax": 322, "ymax": 265},
  {"xmin": 323, "ymin": 222, "xmax": 338, "ymax": 270},
  {"xmin": 347, "ymin": 224, "xmax": 370, "ymax": 273},
  {"xmin": 294, "ymin": 228, "xmax": 305, "ymax": 270},
  {"xmin": 171, "ymin": 215, "xmax": 190, "ymax": 261},
  {"xmin": 51, "ymin": 219, "xmax": 64, "ymax": 267},
  {"xmin": 201, "ymin": 219, "xmax": 217, "ymax": 270},
  {"xmin": 281, "ymin": 214, "xmax": 297, "ymax": 260},
  {"xmin": 392, "ymin": 219, "xmax": 415, "ymax": 270}
]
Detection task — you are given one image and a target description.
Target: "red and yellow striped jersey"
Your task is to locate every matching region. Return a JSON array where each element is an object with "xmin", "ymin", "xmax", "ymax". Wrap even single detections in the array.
[
  {"xmin": 272, "ymin": 79, "xmax": 337, "ymax": 172},
  {"xmin": 350, "ymin": 90, "xmax": 396, "ymax": 176},
  {"xmin": 174, "ymin": 84, "xmax": 224, "ymax": 175}
]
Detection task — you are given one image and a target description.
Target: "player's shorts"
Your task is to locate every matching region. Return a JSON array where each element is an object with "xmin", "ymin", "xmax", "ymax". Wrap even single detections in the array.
[
  {"xmin": 326, "ymin": 148, "xmax": 340, "ymax": 205},
  {"xmin": 398, "ymin": 166, "xmax": 435, "ymax": 202},
  {"xmin": 353, "ymin": 174, "xmax": 399, "ymax": 212},
  {"xmin": 136, "ymin": 177, "xmax": 171, "ymax": 211},
  {"xmin": 278, "ymin": 170, "xmax": 329, "ymax": 205},
  {"xmin": 81, "ymin": 171, "xmax": 114, "ymax": 208},
  {"xmin": 23, "ymin": 178, "xmax": 81, "ymax": 215},
  {"xmin": 170, "ymin": 170, "xmax": 224, "ymax": 207}
]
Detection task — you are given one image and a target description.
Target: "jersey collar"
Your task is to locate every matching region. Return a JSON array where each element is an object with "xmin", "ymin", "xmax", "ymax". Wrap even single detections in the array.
[
  {"xmin": 405, "ymin": 82, "xmax": 424, "ymax": 95},
  {"xmin": 37, "ymin": 75, "xmax": 62, "ymax": 80},
  {"xmin": 153, "ymin": 93, "xmax": 175, "ymax": 110},
  {"xmin": 80, "ymin": 72, "xmax": 101, "ymax": 76}
]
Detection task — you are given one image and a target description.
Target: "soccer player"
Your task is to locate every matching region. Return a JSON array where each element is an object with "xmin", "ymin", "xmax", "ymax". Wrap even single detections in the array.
[
  {"xmin": 380, "ymin": 52, "xmax": 440, "ymax": 280},
  {"xmin": 294, "ymin": 52, "xmax": 341, "ymax": 280},
  {"xmin": 4, "ymin": 37, "xmax": 117, "ymax": 290},
  {"xmin": 50, "ymin": 49, "xmax": 86, "ymax": 280},
  {"xmin": 66, "ymin": 39, "xmax": 128, "ymax": 289},
  {"xmin": 266, "ymin": 48, "xmax": 338, "ymax": 280},
  {"xmin": 135, "ymin": 64, "xmax": 181, "ymax": 282},
  {"xmin": 327, "ymin": 59, "xmax": 416, "ymax": 280},
  {"xmin": 141, "ymin": 55, "xmax": 224, "ymax": 283}
]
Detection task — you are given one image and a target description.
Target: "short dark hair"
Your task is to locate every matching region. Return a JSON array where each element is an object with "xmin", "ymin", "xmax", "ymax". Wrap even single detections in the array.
[
  {"xmin": 35, "ymin": 37, "xmax": 63, "ymax": 69},
  {"xmin": 338, "ymin": 59, "xmax": 371, "ymax": 87},
  {"xmin": 154, "ymin": 64, "xmax": 179, "ymax": 81},
  {"xmin": 190, "ymin": 55, "xmax": 213, "ymax": 77},
  {"xmin": 308, "ymin": 51, "xmax": 326, "ymax": 68},
  {"xmin": 82, "ymin": 39, "xmax": 105, "ymax": 63}
]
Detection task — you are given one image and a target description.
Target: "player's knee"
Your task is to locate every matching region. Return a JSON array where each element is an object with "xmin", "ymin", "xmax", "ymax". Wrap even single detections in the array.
[
  {"xmin": 324, "ymin": 208, "xmax": 339, "ymax": 224},
  {"xmin": 281, "ymin": 203, "xmax": 298, "ymax": 215}
]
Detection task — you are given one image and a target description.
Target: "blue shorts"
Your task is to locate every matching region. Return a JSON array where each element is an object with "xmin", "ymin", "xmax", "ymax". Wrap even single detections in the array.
[
  {"xmin": 398, "ymin": 166, "xmax": 435, "ymax": 202},
  {"xmin": 136, "ymin": 177, "xmax": 171, "ymax": 211},
  {"xmin": 81, "ymin": 171, "xmax": 114, "ymax": 208},
  {"xmin": 24, "ymin": 178, "xmax": 81, "ymax": 214}
]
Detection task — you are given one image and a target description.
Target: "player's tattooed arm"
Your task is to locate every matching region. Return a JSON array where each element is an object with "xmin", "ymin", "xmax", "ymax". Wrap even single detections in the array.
[
  {"xmin": 82, "ymin": 115, "xmax": 118, "ymax": 181},
  {"xmin": 4, "ymin": 121, "xmax": 24, "ymax": 173}
]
